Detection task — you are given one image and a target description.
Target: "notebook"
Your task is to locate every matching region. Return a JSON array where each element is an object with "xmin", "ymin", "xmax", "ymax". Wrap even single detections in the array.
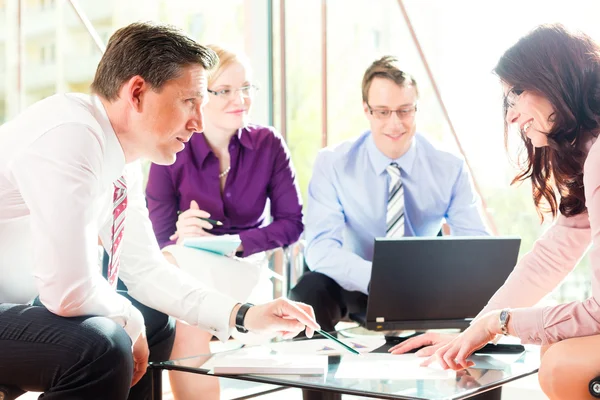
[
  {"xmin": 183, "ymin": 235, "xmax": 242, "ymax": 256},
  {"xmin": 211, "ymin": 354, "xmax": 328, "ymax": 375}
]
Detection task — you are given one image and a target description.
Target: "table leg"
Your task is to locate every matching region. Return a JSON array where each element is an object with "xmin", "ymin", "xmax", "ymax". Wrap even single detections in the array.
[
  {"xmin": 151, "ymin": 367, "xmax": 163, "ymax": 400},
  {"xmin": 471, "ymin": 387, "xmax": 501, "ymax": 400},
  {"xmin": 301, "ymin": 389, "xmax": 341, "ymax": 400}
]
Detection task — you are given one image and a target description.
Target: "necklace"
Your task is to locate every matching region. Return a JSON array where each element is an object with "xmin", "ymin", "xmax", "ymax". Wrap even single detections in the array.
[{"xmin": 218, "ymin": 165, "xmax": 231, "ymax": 178}]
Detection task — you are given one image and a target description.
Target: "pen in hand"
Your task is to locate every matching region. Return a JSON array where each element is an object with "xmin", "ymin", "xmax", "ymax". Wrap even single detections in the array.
[{"xmin": 177, "ymin": 210, "xmax": 223, "ymax": 226}]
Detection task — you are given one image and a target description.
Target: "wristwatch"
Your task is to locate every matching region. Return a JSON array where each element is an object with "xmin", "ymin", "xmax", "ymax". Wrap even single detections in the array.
[
  {"xmin": 235, "ymin": 303, "xmax": 254, "ymax": 333},
  {"xmin": 499, "ymin": 309, "xmax": 511, "ymax": 336}
]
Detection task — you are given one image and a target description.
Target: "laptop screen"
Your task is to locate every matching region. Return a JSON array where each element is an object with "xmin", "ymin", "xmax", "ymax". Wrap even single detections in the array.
[{"xmin": 366, "ymin": 237, "xmax": 520, "ymax": 331}]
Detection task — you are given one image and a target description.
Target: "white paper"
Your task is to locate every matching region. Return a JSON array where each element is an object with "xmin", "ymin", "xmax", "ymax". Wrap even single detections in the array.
[
  {"xmin": 334, "ymin": 353, "xmax": 454, "ymax": 380},
  {"xmin": 269, "ymin": 337, "xmax": 385, "ymax": 356},
  {"xmin": 208, "ymin": 351, "xmax": 327, "ymax": 375}
]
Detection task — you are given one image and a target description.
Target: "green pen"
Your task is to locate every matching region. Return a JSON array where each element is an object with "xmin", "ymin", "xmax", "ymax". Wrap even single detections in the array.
[
  {"xmin": 318, "ymin": 330, "xmax": 360, "ymax": 355},
  {"xmin": 177, "ymin": 210, "xmax": 223, "ymax": 226}
]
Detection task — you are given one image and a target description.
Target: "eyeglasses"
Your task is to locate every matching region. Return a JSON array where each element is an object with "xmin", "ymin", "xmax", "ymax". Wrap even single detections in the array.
[
  {"xmin": 207, "ymin": 85, "xmax": 259, "ymax": 100},
  {"xmin": 367, "ymin": 103, "xmax": 417, "ymax": 120},
  {"xmin": 503, "ymin": 87, "xmax": 523, "ymax": 109}
]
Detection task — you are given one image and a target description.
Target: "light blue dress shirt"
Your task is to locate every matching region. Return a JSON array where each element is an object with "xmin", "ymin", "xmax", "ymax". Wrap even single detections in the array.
[{"xmin": 305, "ymin": 131, "xmax": 490, "ymax": 294}]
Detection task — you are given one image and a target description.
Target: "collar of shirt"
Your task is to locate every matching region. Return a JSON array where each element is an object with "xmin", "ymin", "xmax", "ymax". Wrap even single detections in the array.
[
  {"xmin": 365, "ymin": 131, "xmax": 418, "ymax": 176},
  {"xmin": 193, "ymin": 127, "xmax": 255, "ymax": 165},
  {"xmin": 91, "ymin": 94, "xmax": 126, "ymax": 184}
]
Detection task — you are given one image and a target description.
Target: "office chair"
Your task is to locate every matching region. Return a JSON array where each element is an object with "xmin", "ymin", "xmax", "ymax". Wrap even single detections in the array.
[{"xmin": 590, "ymin": 376, "xmax": 600, "ymax": 398}]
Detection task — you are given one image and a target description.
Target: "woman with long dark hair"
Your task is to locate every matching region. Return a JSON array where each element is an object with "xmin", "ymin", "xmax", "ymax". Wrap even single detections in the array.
[{"xmin": 391, "ymin": 24, "xmax": 600, "ymax": 399}]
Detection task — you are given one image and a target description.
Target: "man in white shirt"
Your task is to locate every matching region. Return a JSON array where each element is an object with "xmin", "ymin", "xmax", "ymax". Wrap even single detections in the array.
[{"xmin": 0, "ymin": 22, "xmax": 318, "ymax": 400}]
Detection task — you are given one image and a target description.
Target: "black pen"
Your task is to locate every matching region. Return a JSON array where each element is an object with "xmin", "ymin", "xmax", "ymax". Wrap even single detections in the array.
[{"xmin": 177, "ymin": 211, "xmax": 223, "ymax": 226}]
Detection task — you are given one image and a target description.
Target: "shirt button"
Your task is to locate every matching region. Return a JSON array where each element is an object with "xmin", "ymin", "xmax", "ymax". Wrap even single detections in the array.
[
  {"xmin": 226, "ymin": 192, "xmax": 231, "ymax": 198},
  {"xmin": 229, "ymin": 144, "xmax": 235, "ymax": 151}
]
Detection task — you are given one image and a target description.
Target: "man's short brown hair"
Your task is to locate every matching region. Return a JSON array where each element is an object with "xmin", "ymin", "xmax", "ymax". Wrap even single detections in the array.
[
  {"xmin": 361, "ymin": 56, "xmax": 419, "ymax": 102},
  {"xmin": 91, "ymin": 22, "xmax": 218, "ymax": 100}
]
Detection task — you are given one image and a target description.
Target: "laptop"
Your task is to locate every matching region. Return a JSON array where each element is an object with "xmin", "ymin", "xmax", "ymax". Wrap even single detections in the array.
[{"xmin": 354, "ymin": 236, "xmax": 520, "ymax": 331}]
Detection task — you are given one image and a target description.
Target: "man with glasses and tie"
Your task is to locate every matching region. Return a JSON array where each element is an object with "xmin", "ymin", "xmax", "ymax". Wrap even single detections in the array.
[
  {"xmin": 0, "ymin": 23, "xmax": 318, "ymax": 400},
  {"xmin": 289, "ymin": 56, "xmax": 489, "ymax": 332}
]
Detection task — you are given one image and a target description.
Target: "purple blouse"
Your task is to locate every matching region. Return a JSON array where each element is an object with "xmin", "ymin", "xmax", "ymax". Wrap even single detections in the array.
[{"xmin": 146, "ymin": 125, "xmax": 304, "ymax": 257}]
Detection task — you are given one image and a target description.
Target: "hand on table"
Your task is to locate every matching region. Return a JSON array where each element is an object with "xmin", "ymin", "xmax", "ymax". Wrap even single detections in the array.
[
  {"xmin": 420, "ymin": 311, "xmax": 502, "ymax": 370},
  {"xmin": 389, "ymin": 332, "xmax": 458, "ymax": 357}
]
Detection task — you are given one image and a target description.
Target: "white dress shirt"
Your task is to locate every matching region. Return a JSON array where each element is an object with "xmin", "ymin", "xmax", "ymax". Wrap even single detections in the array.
[{"xmin": 0, "ymin": 93, "xmax": 238, "ymax": 342}]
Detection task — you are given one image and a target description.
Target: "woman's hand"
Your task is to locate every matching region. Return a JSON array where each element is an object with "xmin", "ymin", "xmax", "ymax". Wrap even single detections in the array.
[
  {"xmin": 170, "ymin": 200, "xmax": 215, "ymax": 244},
  {"xmin": 421, "ymin": 311, "xmax": 502, "ymax": 370},
  {"xmin": 389, "ymin": 332, "xmax": 458, "ymax": 357}
]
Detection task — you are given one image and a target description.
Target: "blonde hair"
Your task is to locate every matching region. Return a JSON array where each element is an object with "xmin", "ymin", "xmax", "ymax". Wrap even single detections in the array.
[{"xmin": 206, "ymin": 45, "xmax": 251, "ymax": 86}]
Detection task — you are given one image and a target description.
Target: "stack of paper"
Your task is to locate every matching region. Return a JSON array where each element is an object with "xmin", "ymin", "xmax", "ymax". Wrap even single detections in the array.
[{"xmin": 211, "ymin": 354, "xmax": 327, "ymax": 375}]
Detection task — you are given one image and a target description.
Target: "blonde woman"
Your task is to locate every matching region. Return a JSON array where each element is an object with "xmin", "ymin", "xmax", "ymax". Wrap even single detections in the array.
[{"xmin": 146, "ymin": 45, "xmax": 303, "ymax": 399}]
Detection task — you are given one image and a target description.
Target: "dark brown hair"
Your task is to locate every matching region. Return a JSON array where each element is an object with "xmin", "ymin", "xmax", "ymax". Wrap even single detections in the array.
[
  {"xmin": 91, "ymin": 22, "xmax": 218, "ymax": 100},
  {"xmin": 495, "ymin": 24, "xmax": 600, "ymax": 220},
  {"xmin": 362, "ymin": 55, "xmax": 418, "ymax": 102}
]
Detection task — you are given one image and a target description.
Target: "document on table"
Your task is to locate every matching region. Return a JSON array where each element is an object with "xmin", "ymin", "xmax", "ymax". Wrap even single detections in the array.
[
  {"xmin": 212, "ymin": 354, "xmax": 327, "ymax": 375},
  {"xmin": 203, "ymin": 347, "xmax": 328, "ymax": 376},
  {"xmin": 334, "ymin": 353, "xmax": 455, "ymax": 380},
  {"xmin": 268, "ymin": 337, "xmax": 385, "ymax": 356}
]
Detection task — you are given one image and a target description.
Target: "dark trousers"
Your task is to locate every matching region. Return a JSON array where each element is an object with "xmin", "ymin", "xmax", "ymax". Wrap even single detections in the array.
[
  {"xmin": 290, "ymin": 272, "xmax": 501, "ymax": 400},
  {"xmin": 0, "ymin": 287, "xmax": 175, "ymax": 400},
  {"xmin": 289, "ymin": 271, "xmax": 368, "ymax": 332}
]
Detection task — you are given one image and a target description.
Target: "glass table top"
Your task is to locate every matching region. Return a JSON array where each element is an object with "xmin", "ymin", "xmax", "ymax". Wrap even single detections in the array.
[{"xmin": 151, "ymin": 329, "xmax": 540, "ymax": 400}]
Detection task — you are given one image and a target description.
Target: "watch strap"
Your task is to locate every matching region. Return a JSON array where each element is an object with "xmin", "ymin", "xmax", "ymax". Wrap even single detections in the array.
[
  {"xmin": 499, "ymin": 308, "xmax": 511, "ymax": 336},
  {"xmin": 235, "ymin": 303, "xmax": 254, "ymax": 333}
]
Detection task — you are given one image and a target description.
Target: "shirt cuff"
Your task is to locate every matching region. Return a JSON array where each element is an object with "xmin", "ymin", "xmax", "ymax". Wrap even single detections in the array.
[
  {"xmin": 159, "ymin": 238, "xmax": 177, "ymax": 249},
  {"xmin": 346, "ymin": 263, "xmax": 372, "ymax": 295},
  {"xmin": 238, "ymin": 230, "xmax": 262, "ymax": 257},
  {"xmin": 122, "ymin": 305, "xmax": 145, "ymax": 344},
  {"xmin": 510, "ymin": 307, "xmax": 546, "ymax": 345},
  {"xmin": 196, "ymin": 291, "xmax": 239, "ymax": 342}
]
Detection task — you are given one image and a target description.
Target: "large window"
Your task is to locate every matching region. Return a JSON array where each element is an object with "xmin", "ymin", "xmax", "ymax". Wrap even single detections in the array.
[
  {"xmin": 280, "ymin": 0, "xmax": 599, "ymax": 304},
  {"xmin": 274, "ymin": 0, "xmax": 323, "ymax": 204},
  {"xmin": 398, "ymin": 0, "xmax": 598, "ymax": 304},
  {"xmin": 0, "ymin": 0, "xmax": 270, "ymax": 121},
  {"xmin": 1, "ymin": 0, "xmax": 597, "ymax": 304}
]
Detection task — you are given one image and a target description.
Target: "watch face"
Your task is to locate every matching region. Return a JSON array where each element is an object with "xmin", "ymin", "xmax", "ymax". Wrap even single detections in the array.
[{"xmin": 499, "ymin": 309, "xmax": 510, "ymax": 335}]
